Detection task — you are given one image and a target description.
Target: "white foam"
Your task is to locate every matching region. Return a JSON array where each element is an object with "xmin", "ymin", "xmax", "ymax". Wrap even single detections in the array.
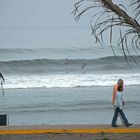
[{"xmin": 3, "ymin": 73, "xmax": 140, "ymax": 89}]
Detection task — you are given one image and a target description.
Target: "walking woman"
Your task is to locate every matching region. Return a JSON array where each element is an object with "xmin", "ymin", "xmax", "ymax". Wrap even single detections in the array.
[{"xmin": 111, "ymin": 82, "xmax": 132, "ymax": 127}]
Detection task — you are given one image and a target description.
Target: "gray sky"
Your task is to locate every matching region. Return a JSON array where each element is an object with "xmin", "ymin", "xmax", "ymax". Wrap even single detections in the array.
[
  {"xmin": 0, "ymin": 0, "xmax": 88, "ymax": 27},
  {"xmin": 0, "ymin": 0, "xmax": 95, "ymax": 50},
  {"xmin": 0, "ymin": 0, "xmax": 130, "ymax": 27},
  {"xmin": 0, "ymin": 0, "xmax": 132, "ymax": 51}
]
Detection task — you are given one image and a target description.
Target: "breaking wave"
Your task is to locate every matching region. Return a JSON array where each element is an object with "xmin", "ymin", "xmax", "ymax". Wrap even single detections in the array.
[
  {"xmin": 0, "ymin": 56, "xmax": 140, "ymax": 89},
  {"xmin": 0, "ymin": 56, "xmax": 140, "ymax": 74}
]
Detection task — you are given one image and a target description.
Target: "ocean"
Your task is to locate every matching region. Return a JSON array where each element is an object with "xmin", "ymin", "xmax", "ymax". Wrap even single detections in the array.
[
  {"xmin": 0, "ymin": 54, "xmax": 140, "ymax": 89},
  {"xmin": 0, "ymin": 27, "xmax": 140, "ymax": 125}
]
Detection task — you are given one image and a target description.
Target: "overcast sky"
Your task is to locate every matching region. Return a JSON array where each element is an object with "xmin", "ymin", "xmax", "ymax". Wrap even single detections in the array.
[
  {"xmin": 0, "ymin": 0, "xmax": 89, "ymax": 27},
  {"xmin": 0, "ymin": 0, "xmax": 132, "ymax": 50},
  {"xmin": 0, "ymin": 0, "xmax": 130, "ymax": 28},
  {"xmin": 0, "ymin": 0, "xmax": 95, "ymax": 49}
]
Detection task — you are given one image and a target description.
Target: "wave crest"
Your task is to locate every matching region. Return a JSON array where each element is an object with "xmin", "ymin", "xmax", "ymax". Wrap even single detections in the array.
[{"xmin": 0, "ymin": 56, "xmax": 140, "ymax": 74}]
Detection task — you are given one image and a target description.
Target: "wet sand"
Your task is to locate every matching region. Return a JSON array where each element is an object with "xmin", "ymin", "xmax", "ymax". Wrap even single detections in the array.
[
  {"xmin": 0, "ymin": 124, "xmax": 140, "ymax": 140},
  {"xmin": 1, "ymin": 86, "xmax": 140, "ymax": 125}
]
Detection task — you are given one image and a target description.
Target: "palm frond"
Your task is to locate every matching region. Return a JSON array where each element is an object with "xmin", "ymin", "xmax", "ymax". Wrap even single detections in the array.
[
  {"xmin": 130, "ymin": 0, "xmax": 140, "ymax": 19},
  {"xmin": 72, "ymin": 0, "xmax": 140, "ymax": 63}
]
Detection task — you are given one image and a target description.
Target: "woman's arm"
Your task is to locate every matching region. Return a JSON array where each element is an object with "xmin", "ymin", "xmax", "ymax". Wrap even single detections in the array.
[{"xmin": 112, "ymin": 84, "xmax": 118, "ymax": 105}]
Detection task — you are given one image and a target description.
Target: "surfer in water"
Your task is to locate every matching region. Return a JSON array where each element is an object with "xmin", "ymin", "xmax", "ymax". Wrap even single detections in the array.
[
  {"xmin": 65, "ymin": 58, "xmax": 68, "ymax": 65},
  {"xmin": 81, "ymin": 63, "xmax": 86, "ymax": 70},
  {"xmin": 81, "ymin": 63, "xmax": 86, "ymax": 73}
]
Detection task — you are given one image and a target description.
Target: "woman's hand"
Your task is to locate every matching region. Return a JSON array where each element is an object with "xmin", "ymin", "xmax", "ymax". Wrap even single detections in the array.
[{"xmin": 122, "ymin": 101, "xmax": 125, "ymax": 106}]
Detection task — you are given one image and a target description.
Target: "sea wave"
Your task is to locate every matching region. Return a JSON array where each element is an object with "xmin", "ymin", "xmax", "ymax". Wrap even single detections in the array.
[
  {"xmin": 0, "ymin": 56, "xmax": 140, "ymax": 89},
  {"xmin": 2, "ymin": 73, "xmax": 140, "ymax": 89},
  {"xmin": 0, "ymin": 56, "xmax": 140, "ymax": 74}
]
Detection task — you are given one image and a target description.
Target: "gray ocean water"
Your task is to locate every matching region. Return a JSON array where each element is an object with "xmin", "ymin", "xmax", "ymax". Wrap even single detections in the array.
[{"xmin": 0, "ymin": 27, "xmax": 140, "ymax": 125}]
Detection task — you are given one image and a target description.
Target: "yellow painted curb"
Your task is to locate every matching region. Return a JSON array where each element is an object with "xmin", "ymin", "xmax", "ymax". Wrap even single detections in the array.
[{"xmin": 0, "ymin": 128, "xmax": 140, "ymax": 135}]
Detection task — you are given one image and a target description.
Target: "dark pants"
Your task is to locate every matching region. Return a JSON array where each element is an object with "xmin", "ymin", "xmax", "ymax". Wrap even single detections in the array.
[{"xmin": 112, "ymin": 107, "xmax": 129, "ymax": 126}]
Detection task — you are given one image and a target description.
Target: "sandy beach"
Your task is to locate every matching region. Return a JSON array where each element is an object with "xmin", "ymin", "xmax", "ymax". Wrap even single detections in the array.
[
  {"xmin": 0, "ymin": 86, "xmax": 140, "ymax": 125},
  {"xmin": 0, "ymin": 85, "xmax": 140, "ymax": 140},
  {"xmin": 0, "ymin": 86, "xmax": 139, "ymax": 140},
  {"xmin": 0, "ymin": 124, "xmax": 140, "ymax": 140}
]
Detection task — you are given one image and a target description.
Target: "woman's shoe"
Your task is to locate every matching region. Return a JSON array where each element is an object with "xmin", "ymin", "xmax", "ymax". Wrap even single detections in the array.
[
  {"xmin": 112, "ymin": 125, "xmax": 118, "ymax": 127},
  {"xmin": 126, "ymin": 123, "xmax": 133, "ymax": 127}
]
